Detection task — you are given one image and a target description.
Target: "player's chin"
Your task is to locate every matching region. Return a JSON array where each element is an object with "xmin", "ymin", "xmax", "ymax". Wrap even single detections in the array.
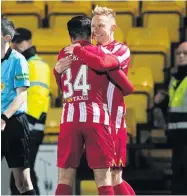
[{"xmin": 94, "ymin": 37, "xmax": 103, "ymax": 44}]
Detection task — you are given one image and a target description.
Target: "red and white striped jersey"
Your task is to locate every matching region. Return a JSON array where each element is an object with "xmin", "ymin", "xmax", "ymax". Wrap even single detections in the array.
[
  {"xmin": 59, "ymin": 42, "xmax": 111, "ymax": 125},
  {"xmin": 102, "ymin": 40, "xmax": 130, "ymax": 128}
]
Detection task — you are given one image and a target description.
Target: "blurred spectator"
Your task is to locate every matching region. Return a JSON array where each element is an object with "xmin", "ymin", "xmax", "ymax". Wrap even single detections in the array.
[
  {"xmin": 154, "ymin": 41, "xmax": 187, "ymax": 195},
  {"xmin": 11, "ymin": 28, "xmax": 50, "ymax": 195}
]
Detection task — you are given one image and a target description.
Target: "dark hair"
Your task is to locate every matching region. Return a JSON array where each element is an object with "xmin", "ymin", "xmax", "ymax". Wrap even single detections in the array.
[
  {"xmin": 1, "ymin": 17, "xmax": 15, "ymax": 40},
  {"xmin": 67, "ymin": 15, "xmax": 91, "ymax": 40},
  {"xmin": 12, "ymin": 28, "xmax": 32, "ymax": 43}
]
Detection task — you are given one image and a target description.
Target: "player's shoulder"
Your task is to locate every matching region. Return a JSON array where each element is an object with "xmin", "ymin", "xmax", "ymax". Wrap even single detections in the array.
[
  {"xmin": 84, "ymin": 43, "xmax": 98, "ymax": 49},
  {"xmin": 84, "ymin": 43, "xmax": 93, "ymax": 48},
  {"xmin": 58, "ymin": 47, "xmax": 69, "ymax": 60},
  {"xmin": 113, "ymin": 41, "xmax": 130, "ymax": 57},
  {"xmin": 114, "ymin": 41, "xmax": 130, "ymax": 51}
]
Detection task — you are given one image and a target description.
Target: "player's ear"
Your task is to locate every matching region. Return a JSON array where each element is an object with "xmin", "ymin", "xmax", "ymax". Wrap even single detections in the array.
[
  {"xmin": 28, "ymin": 39, "xmax": 32, "ymax": 45},
  {"xmin": 111, "ymin": 24, "xmax": 117, "ymax": 32}
]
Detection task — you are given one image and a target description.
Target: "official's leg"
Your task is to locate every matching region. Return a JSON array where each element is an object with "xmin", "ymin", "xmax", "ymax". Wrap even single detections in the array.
[
  {"xmin": 29, "ymin": 131, "xmax": 44, "ymax": 195},
  {"xmin": 5, "ymin": 114, "xmax": 35, "ymax": 195},
  {"xmin": 10, "ymin": 172, "xmax": 20, "ymax": 195},
  {"xmin": 11, "ymin": 167, "xmax": 34, "ymax": 194},
  {"xmin": 26, "ymin": 113, "xmax": 46, "ymax": 195}
]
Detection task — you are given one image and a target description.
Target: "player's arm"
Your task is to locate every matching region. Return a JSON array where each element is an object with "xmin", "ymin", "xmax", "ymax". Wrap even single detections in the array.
[
  {"xmin": 65, "ymin": 44, "xmax": 119, "ymax": 71},
  {"xmin": 73, "ymin": 44, "xmax": 133, "ymax": 95},
  {"xmin": 109, "ymin": 69, "xmax": 134, "ymax": 96},
  {"xmin": 53, "ymin": 49, "xmax": 72, "ymax": 90},
  {"xmin": 53, "ymin": 50, "xmax": 65, "ymax": 89},
  {"xmin": 75, "ymin": 44, "xmax": 133, "ymax": 95},
  {"xmin": 74, "ymin": 45, "xmax": 119, "ymax": 71}
]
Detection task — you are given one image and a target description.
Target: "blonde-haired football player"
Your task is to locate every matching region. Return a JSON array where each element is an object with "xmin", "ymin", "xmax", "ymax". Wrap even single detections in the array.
[{"xmin": 91, "ymin": 5, "xmax": 135, "ymax": 195}]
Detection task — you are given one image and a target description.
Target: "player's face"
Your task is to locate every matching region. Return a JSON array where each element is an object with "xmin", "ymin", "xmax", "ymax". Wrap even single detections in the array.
[
  {"xmin": 91, "ymin": 15, "xmax": 115, "ymax": 46},
  {"xmin": 176, "ymin": 42, "xmax": 187, "ymax": 66},
  {"xmin": 12, "ymin": 40, "xmax": 30, "ymax": 53}
]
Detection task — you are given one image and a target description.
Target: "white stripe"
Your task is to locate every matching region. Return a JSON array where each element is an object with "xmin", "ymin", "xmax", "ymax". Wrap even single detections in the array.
[
  {"xmin": 107, "ymin": 82, "xmax": 115, "ymax": 115},
  {"xmin": 111, "ymin": 44, "xmax": 122, "ymax": 53},
  {"xmin": 116, "ymin": 106, "xmax": 124, "ymax": 128},
  {"xmin": 33, "ymin": 123, "xmax": 45, "ymax": 131},
  {"xmin": 123, "ymin": 108, "xmax": 127, "ymax": 128},
  {"xmin": 117, "ymin": 48, "xmax": 130, "ymax": 63},
  {"xmin": 103, "ymin": 103, "xmax": 109, "ymax": 125},
  {"xmin": 168, "ymin": 122, "xmax": 187, "ymax": 130},
  {"xmin": 124, "ymin": 120, "xmax": 127, "ymax": 128},
  {"xmin": 101, "ymin": 43, "xmax": 130, "ymax": 63},
  {"xmin": 28, "ymin": 123, "xmax": 34, "ymax": 131},
  {"xmin": 121, "ymin": 64, "xmax": 128, "ymax": 70},
  {"xmin": 79, "ymin": 102, "xmax": 87, "ymax": 122},
  {"xmin": 61, "ymin": 103, "xmax": 66, "ymax": 123},
  {"xmin": 92, "ymin": 102, "xmax": 100, "ymax": 123},
  {"xmin": 170, "ymin": 107, "xmax": 187, "ymax": 113},
  {"xmin": 67, "ymin": 103, "xmax": 74, "ymax": 122},
  {"xmin": 101, "ymin": 46, "xmax": 111, "ymax": 54}
]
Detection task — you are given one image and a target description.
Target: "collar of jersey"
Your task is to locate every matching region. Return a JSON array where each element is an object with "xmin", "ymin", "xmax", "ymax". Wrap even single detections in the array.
[
  {"xmin": 97, "ymin": 40, "xmax": 117, "ymax": 48},
  {"xmin": 1, "ymin": 47, "xmax": 12, "ymax": 63}
]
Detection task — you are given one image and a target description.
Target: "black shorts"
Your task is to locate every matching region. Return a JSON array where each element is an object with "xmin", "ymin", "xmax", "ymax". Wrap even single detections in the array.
[
  {"xmin": 1, "ymin": 113, "xmax": 31, "ymax": 168},
  {"xmin": 26, "ymin": 112, "xmax": 47, "ymax": 132}
]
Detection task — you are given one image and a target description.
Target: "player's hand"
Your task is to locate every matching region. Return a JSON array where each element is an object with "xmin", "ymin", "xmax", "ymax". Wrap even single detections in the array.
[
  {"xmin": 1, "ymin": 119, "xmax": 6, "ymax": 131},
  {"xmin": 154, "ymin": 91, "xmax": 167, "ymax": 104},
  {"xmin": 55, "ymin": 57, "xmax": 73, "ymax": 74},
  {"xmin": 64, "ymin": 43, "xmax": 81, "ymax": 55}
]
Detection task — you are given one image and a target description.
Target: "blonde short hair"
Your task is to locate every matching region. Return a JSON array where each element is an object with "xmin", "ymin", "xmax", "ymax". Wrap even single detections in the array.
[{"xmin": 92, "ymin": 5, "xmax": 116, "ymax": 18}]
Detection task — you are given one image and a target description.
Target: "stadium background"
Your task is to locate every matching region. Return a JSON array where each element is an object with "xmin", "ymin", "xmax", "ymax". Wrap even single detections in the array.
[{"xmin": 1, "ymin": 0, "xmax": 187, "ymax": 195}]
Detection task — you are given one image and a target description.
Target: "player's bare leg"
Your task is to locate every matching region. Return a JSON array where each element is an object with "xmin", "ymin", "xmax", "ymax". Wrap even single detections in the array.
[
  {"xmin": 12, "ymin": 167, "xmax": 36, "ymax": 194},
  {"xmin": 93, "ymin": 168, "xmax": 114, "ymax": 195},
  {"xmin": 112, "ymin": 168, "xmax": 136, "ymax": 195},
  {"xmin": 112, "ymin": 168, "xmax": 123, "ymax": 186},
  {"xmin": 55, "ymin": 168, "xmax": 76, "ymax": 195}
]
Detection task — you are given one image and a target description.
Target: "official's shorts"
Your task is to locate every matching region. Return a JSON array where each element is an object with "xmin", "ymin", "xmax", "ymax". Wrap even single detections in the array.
[
  {"xmin": 26, "ymin": 112, "xmax": 47, "ymax": 132},
  {"xmin": 57, "ymin": 122, "xmax": 115, "ymax": 169},
  {"xmin": 112, "ymin": 126, "xmax": 127, "ymax": 168},
  {"xmin": 1, "ymin": 113, "xmax": 31, "ymax": 168}
]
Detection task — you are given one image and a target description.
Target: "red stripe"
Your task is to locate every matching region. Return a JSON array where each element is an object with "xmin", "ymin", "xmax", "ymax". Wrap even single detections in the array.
[{"xmin": 112, "ymin": 44, "xmax": 128, "ymax": 57}]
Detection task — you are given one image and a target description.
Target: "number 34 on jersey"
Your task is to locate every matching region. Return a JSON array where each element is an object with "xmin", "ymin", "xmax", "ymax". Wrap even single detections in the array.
[{"xmin": 62, "ymin": 64, "xmax": 91, "ymax": 100}]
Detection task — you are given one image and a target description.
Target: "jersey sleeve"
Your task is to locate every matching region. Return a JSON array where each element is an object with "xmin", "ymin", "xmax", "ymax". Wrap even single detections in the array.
[
  {"xmin": 14, "ymin": 55, "xmax": 30, "ymax": 88},
  {"xmin": 73, "ymin": 45, "xmax": 119, "ymax": 72},
  {"xmin": 109, "ymin": 69, "xmax": 134, "ymax": 96},
  {"xmin": 108, "ymin": 44, "xmax": 133, "ymax": 95},
  {"xmin": 114, "ymin": 45, "xmax": 130, "ymax": 75}
]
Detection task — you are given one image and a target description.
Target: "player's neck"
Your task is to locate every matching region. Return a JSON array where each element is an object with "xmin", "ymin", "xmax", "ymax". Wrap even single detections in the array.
[
  {"xmin": 101, "ymin": 36, "xmax": 114, "ymax": 47},
  {"xmin": 1, "ymin": 43, "xmax": 10, "ymax": 59},
  {"xmin": 72, "ymin": 37, "xmax": 91, "ymax": 44}
]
